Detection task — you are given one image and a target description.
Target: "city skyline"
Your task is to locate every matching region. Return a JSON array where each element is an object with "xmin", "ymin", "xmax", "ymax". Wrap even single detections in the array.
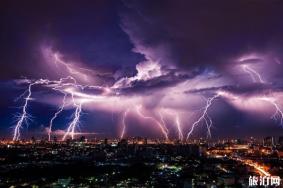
[
  {"xmin": 1, "ymin": 0, "xmax": 283, "ymax": 140},
  {"xmin": 1, "ymin": 1, "xmax": 283, "ymax": 187}
]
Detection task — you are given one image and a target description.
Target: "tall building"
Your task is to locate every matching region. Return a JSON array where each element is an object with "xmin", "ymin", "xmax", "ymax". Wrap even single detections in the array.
[{"xmin": 263, "ymin": 137, "xmax": 274, "ymax": 147}]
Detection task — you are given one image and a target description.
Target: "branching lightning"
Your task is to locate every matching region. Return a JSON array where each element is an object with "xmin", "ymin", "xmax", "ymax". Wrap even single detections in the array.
[
  {"xmin": 13, "ymin": 83, "xmax": 34, "ymax": 141},
  {"xmin": 13, "ymin": 47, "xmax": 283, "ymax": 142},
  {"xmin": 62, "ymin": 97, "xmax": 83, "ymax": 140},
  {"xmin": 186, "ymin": 94, "xmax": 219, "ymax": 140},
  {"xmin": 136, "ymin": 105, "xmax": 169, "ymax": 140},
  {"xmin": 259, "ymin": 97, "xmax": 283, "ymax": 126},
  {"xmin": 14, "ymin": 76, "xmax": 88, "ymax": 141},
  {"xmin": 53, "ymin": 53, "xmax": 90, "ymax": 82},
  {"xmin": 242, "ymin": 64, "xmax": 265, "ymax": 83},
  {"xmin": 158, "ymin": 111, "xmax": 169, "ymax": 140},
  {"xmin": 13, "ymin": 79, "xmax": 50, "ymax": 141},
  {"xmin": 48, "ymin": 93, "xmax": 67, "ymax": 141},
  {"xmin": 242, "ymin": 64, "xmax": 283, "ymax": 126}
]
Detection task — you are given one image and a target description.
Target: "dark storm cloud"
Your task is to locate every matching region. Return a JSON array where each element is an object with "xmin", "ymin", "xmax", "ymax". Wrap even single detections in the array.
[
  {"xmin": 121, "ymin": 0, "xmax": 283, "ymax": 69},
  {"xmin": 0, "ymin": 0, "xmax": 143, "ymax": 80},
  {"xmin": 185, "ymin": 82, "xmax": 283, "ymax": 97},
  {"xmin": 2, "ymin": 0, "xmax": 283, "ymax": 139},
  {"xmin": 117, "ymin": 69, "xmax": 196, "ymax": 95}
]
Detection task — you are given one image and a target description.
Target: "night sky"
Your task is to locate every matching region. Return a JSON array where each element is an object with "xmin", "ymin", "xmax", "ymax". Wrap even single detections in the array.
[{"xmin": 1, "ymin": 0, "xmax": 283, "ymax": 140}]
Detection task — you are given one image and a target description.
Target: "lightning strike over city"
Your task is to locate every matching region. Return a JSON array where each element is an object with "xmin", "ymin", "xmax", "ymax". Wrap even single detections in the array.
[
  {"xmin": 48, "ymin": 93, "xmax": 67, "ymax": 141},
  {"xmin": 186, "ymin": 94, "xmax": 220, "ymax": 140},
  {"xmin": 238, "ymin": 64, "xmax": 283, "ymax": 127},
  {"xmin": 10, "ymin": 32, "xmax": 283, "ymax": 142},
  {"xmin": 175, "ymin": 114, "xmax": 184, "ymax": 141},
  {"xmin": 120, "ymin": 109, "xmax": 129, "ymax": 139},
  {"xmin": 2, "ymin": 0, "xmax": 283, "ymax": 187}
]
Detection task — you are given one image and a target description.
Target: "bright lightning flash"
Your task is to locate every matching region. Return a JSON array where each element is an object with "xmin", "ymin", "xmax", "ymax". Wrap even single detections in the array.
[
  {"xmin": 242, "ymin": 64, "xmax": 265, "ymax": 83},
  {"xmin": 14, "ymin": 77, "xmax": 87, "ymax": 141},
  {"xmin": 48, "ymin": 93, "xmax": 67, "ymax": 141},
  {"xmin": 120, "ymin": 109, "xmax": 129, "ymax": 139},
  {"xmin": 186, "ymin": 94, "xmax": 219, "ymax": 140},
  {"xmin": 242, "ymin": 64, "xmax": 283, "ymax": 126},
  {"xmin": 13, "ymin": 79, "xmax": 51, "ymax": 141},
  {"xmin": 62, "ymin": 100, "xmax": 83, "ymax": 141},
  {"xmin": 136, "ymin": 105, "xmax": 169, "ymax": 140},
  {"xmin": 259, "ymin": 97, "xmax": 283, "ymax": 126},
  {"xmin": 175, "ymin": 114, "xmax": 183, "ymax": 141}
]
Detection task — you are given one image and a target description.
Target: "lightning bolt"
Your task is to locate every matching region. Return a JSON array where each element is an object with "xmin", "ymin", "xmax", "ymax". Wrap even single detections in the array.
[
  {"xmin": 242, "ymin": 64, "xmax": 265, "ymax": 83},
  {"xmin": 136, "ymin": 105, "xmax": 169, "ymax": 140},
  {"xmin": 46, "ymin": 76, "xmax": 83, "ymax": 141},
  {"xmin": 120, "ymin": 109, "xmax": 129, "ymax": 139},
  {"xmin": 14, "ymin": 49, "xmax": 116, "ymax": 141},
  {"xmin": 14, "ymin": 76, "xmax": 87, "ymax": 141},
  {"xmin": 53, "ymin": 53, "xmax": 90, "ymax": 82},
  {"xmin": 186, "ymin": 94, "xmax": 219, "ymax": 140},
  {"xmin": 158, "ymin": 111, "xmax": 169, "ymax": 140},
  {"xmin": 158, "ymin": 109, "xmax": 184, "ymax": 141},
  {"xmin": 62, "ymin": 91, "xmax": 83, "ymax": 141},
  {"xmin": 48, "ymin": 93, "xmax": 67, "ymax": 141},
  {"xmin": 13, "ymin": 83, "xmax": 34, "ymax": 141},
  {"xmin": 242, "ymin": 65, "xmax": 283, "ymax": 126},
  {"xmin": 259, "ymin": 97, "xmax": 283, "ymax": 126},
  {"xmin": 175, "ymin": 114, "xmax": 183, "ymax": 141},
  {"xmin": 13, "ymin": 79, "xmax": 51, "ymax": 141},
  {"xmin": 62, "ymin": 104, "xmax": 82, "ymax": 141}
]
